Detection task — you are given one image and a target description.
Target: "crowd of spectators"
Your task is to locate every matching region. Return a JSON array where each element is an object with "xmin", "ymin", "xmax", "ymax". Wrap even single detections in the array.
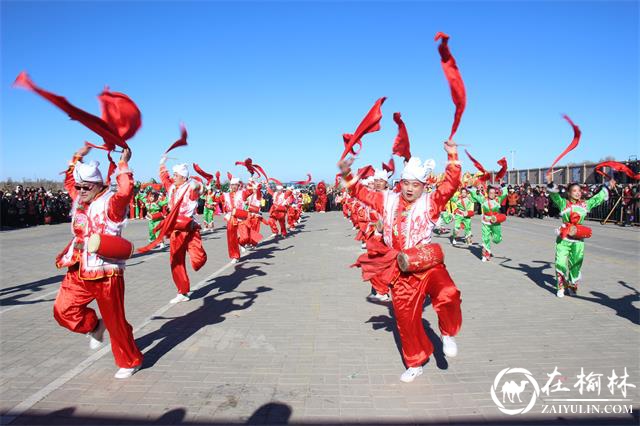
[
  {"xmin": 2, "ymin": 180, "xmax": 638, "ymax": 230},
  {"xmin": 498, "ymin": 182, "xmax": 639, "ymax": 226},
  {"xmin": 0, "ymin": 185, "xmax": 72, "ymax": 229}
]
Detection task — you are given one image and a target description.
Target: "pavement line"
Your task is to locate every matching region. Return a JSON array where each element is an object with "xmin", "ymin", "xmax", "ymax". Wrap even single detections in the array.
[
  {"xmin": 0, "ymin": 233, "xmax": 277, "ymax": 424},
  {"xmin": 0, "ymin": 258, "xmax": 237, "ymax": 424},
  {"xmin": 0, "ymin": 250, "xmax": 168, "ymax": 315}
]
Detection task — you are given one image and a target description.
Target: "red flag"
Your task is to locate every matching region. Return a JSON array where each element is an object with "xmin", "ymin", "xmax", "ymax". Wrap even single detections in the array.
[
  {"xmin": 495, "ymin": 157, "xmax": 508, "ymax": 182},
  {"xmin": 98, "ymin": 89, "xmax": 141, "ymax": 142},
  {"xmin": 269, "ymin": 177, "xmax": 283, "ymax": 186},
  {"xmin": 434, "ymin": 32, "xmax": 467, "ymax": 140},
  {"xmin": 164, "ymin": 124, "xmax": 188, "ymax": 154},
  {"xmin": 465, "ymin": 150, "xmax": 491, "ymax": 182},
  {"xmin": 192, "ymin": 176, "xmax": 204, "ymax": 184},
  {"xmin": 340, "ymin": 97, "xmax": 387, "ymax": 160},
  {"xmin": 392, "ymin": 112, "xmax": 411, "ymax": 162},
  {"xmin": 595, "ymin": 161, "xmax": 640, "ymax": 180},
  {"xmin": 215, "ymin": 171, "xmax": 222, "ymax": 189},
  {"xmin": 193, "ymin": 163, "xmax": 213, "ymax": 183},
  {"xmin": 357, "ymin": 165, "xmax": 375, "ymax": 180},
  {"xmin": 294, "ymin": 174, "xmax": 312, "ymax": 185},
  {"xmin": 343, "ymin": 133, "xmax": 362, "ymax": 157},
  {"xmin": 547, "ymin": 115, "xmax": 581, "ymax": 174},
  {"xmin": 13, "ymin": 71, "xmax": 130, "ymax": 150},
  {"xmin": 235, "ymin": 158, "xmax": 269, "ymax": 180},
  {"xmin": 235, "ymin": 158, "xmax": 255, "ymax": 175},
  {"xmin": 227, "ymin": 172, "xmax": 233, "ymax": 181},
  {"xmin": 382, "ymin": 158, "xmax": 395, "ymax": 175},
  {"xmin": 252, "ymin": 164, "xmax": 269, "ymax": 181},
  {"xmin": 465, "ymin": 149, "xmax": 487, "ymax": 174}
]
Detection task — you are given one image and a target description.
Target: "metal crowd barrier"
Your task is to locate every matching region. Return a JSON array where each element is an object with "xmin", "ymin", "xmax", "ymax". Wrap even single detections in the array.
[{"xmin": 586, "ymin": 195, "xmax": 639, "ymax": 226}]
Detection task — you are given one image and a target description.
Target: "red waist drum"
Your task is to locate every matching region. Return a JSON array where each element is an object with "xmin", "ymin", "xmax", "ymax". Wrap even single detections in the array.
[
  {"xmin": 87, "ymin": 234, "xmax": 134, "ymax": 260},
  {"xmin": 397, "ymin": 243, "xmax": 444, "ymax": 273}
]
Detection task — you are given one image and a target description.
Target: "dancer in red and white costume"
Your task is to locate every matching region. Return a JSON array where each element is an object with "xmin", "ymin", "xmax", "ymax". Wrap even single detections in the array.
[
  {"xmin": 222, "ymin": 177, "xmax": 248, "ymax": 263},
  {"xmin": 315, "ymin": 181, "xmax": 328, "ymax": 212},
  {"xmin": 159, "ymin": 158, "xmax": 208, "ymax": 303},
  {"xmin": 54, "ymin": 145, "xmax": 143, "ymax": 379},
  {"xmin": 287, "ymin": 189, "xmax": 302, "ymax": 229},
  {"xmin": 268, "ymin": 184, "xmax": 290, "ymax": 238},
  {"xmin": 342, "ymin": 141, "xmax": 463, "ymax": 383},
  {"xmin": 354, "ymin": 177, "xmax": 376, "ymax": 250},
  {"xmin": 367, "ymin": 169, "xmax": 392, "ymax": 302},
  {"xmin": 239, "ymin": 179, "xmax": 265, "ymax": 249}
]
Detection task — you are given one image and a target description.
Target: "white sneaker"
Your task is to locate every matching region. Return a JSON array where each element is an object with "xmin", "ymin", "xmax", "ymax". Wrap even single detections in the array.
[
  {"xmin": 169, "ymin": 293, "xmax": 190, "ymax": 304},
  {"xmin": 442, "ymin": 336, "xmax": 458, "ymax": 357},
  {"xmin": 451, "ymin": 239, "xmax": 457, "ymax": 246},
  {"xmin": 556, "ymin": 289, "xmax": 565, "ymax": 298},
  {"xmin": 481, "ymin": 257, "xmax": 489, "ymax": 263},
  {"xmin": 88, "ymin": 319, "xmax": 106, "ymax": 350},
  {"xmin": 373, "ymin": 293, "xmax": 391, "ymax": 302},
  {"xmin": 352, "ymin": 226, "xmax": 357, "ymax": 231},
  {"xmin": 400, "ymin": 366, "xmax": 423, "ymax": 383},
  {"xmin": 158, "ymin": 243, "xmax": 166, "ymax": 249},
  {"xmin": 360, "ymin": 242, "xmax": 367, "ymax": 250},
  {"xmin": 240, "ymin": 246, "xmax": 247, "ymax": 255},
  {"xmin": 269, "ymin": 233, "xmax": 277, "ymax": 239},
  {"xmin": 114, "ymin": 365, "xmax": 141, "ymax": 379},
  {"xmin": 231, "ymin": 258, "xmax": 239, "ymax": 264}
]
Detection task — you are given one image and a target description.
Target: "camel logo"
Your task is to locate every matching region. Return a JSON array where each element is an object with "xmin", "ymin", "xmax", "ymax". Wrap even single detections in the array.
[{"xmin": 491, "ymin": 368, "xmax": 541, "ymax": 415}]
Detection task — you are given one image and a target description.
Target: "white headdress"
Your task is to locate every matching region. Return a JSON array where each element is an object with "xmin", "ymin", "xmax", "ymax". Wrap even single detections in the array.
[
  {"xmin": 172, "ymin": 163, "xmax": 189, "ymax": 178},
  {"xmin": 73, "ymin": 161, "xmax": 104, "ymax": 184},
  {"xmin": 373, "ymin": 168, "xmax": 389, "ymax": 182},
  {"xmin": 400, "ymin": 157, "xmax": 435, "ymax": 183}
]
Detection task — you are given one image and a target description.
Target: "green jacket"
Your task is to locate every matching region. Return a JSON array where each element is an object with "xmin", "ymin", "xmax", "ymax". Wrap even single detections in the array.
[
  {"xmin": 451, "ymin": 194, "xmax": 475, "ymax": 218},
  {"xmin": 469, "ymin": 187, "xmax": 506, "ymax": 224},
  {"xmin": 548, "ymin": 185, "xmax": 608, "ymax": 225}
]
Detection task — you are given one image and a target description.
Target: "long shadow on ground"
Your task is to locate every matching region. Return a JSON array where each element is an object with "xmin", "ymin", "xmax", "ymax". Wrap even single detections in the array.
[
  {"xmin": 135, "ymin": 236, "xmax": 294, "ymax": 368},
  {"xmin": 499, "ymin": 259, "xmax": 639, "ymax": 325},
  {"xmin": 365, "ymin": 297, "xmax": 449, "ymax": 371}
]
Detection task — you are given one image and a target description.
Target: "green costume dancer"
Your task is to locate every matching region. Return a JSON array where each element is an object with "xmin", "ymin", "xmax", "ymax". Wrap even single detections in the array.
[
  {"xmin": 134, "ymin": 191, "xmax": 146, "ymax": 219},
  {"xmin": 547, "ymin": 181, "xmax": 611, "ymax": 297},
  {"xmin": 450, "ymin": 189, "xmax": 475, "ymax": 245},
  {"xmin": 434, "ymin": 205, "xmax": 454, "ymax": 235},
  {"xmin": 469, "ymin": 185, "xmax": 507, "ymax": 261},
  {"xmin": 144, "ymin": 194, "xmax": 168, "ymax": 243},
  {"xmin": 202, "ymin": 187, "xmax": 217, "ymax": 231}
]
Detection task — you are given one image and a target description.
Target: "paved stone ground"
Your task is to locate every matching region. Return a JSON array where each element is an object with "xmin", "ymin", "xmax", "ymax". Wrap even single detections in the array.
[{"xmin": 0, "ymin": 212, "xmax": 638, "ymax": 425}]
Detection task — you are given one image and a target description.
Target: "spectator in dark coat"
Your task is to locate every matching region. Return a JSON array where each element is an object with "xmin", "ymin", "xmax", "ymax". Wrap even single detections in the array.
[
  {"xmin": 534, "ymin": 189, "xmax": 549, "ymax": 219},
  {"xmin": 522, "ymin": 189, "xmax": 535, "ymax": 218}
]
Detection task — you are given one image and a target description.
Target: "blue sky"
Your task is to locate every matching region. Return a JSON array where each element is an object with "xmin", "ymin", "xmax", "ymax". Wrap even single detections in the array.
[{"xmin": 1, "ymin": 1, "xmax": 638, "ymax": 182}]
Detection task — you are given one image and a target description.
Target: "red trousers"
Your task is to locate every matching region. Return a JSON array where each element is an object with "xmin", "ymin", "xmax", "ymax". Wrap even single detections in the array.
[
  {"xmin": 169, "ymin": 229, "xmax": 207, "ymax": 294},
  {"xmin": 371, "ymin": 276, "xmax": 390, "ymax": 296},
  {"xmin": 269, "ymin": 212, "xmax": 287, "ymax": 236},
  {"xmin": 226, "ymin": 219, "xmax": 241, "ymax": 259},
  {"xmin": 391, "ymin": 264, "xmax": 462, "ymax": 367},
  {"xmin": 238, "ymin": 217, "xmax": 263, "ymax": 246},
  {"xmin": 287, "ymin": 209, "xmax": 298, "ymax": 228},
  {"xmin": 53, "ymin": 269, "xmax": 143, "ymax": 368}
]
